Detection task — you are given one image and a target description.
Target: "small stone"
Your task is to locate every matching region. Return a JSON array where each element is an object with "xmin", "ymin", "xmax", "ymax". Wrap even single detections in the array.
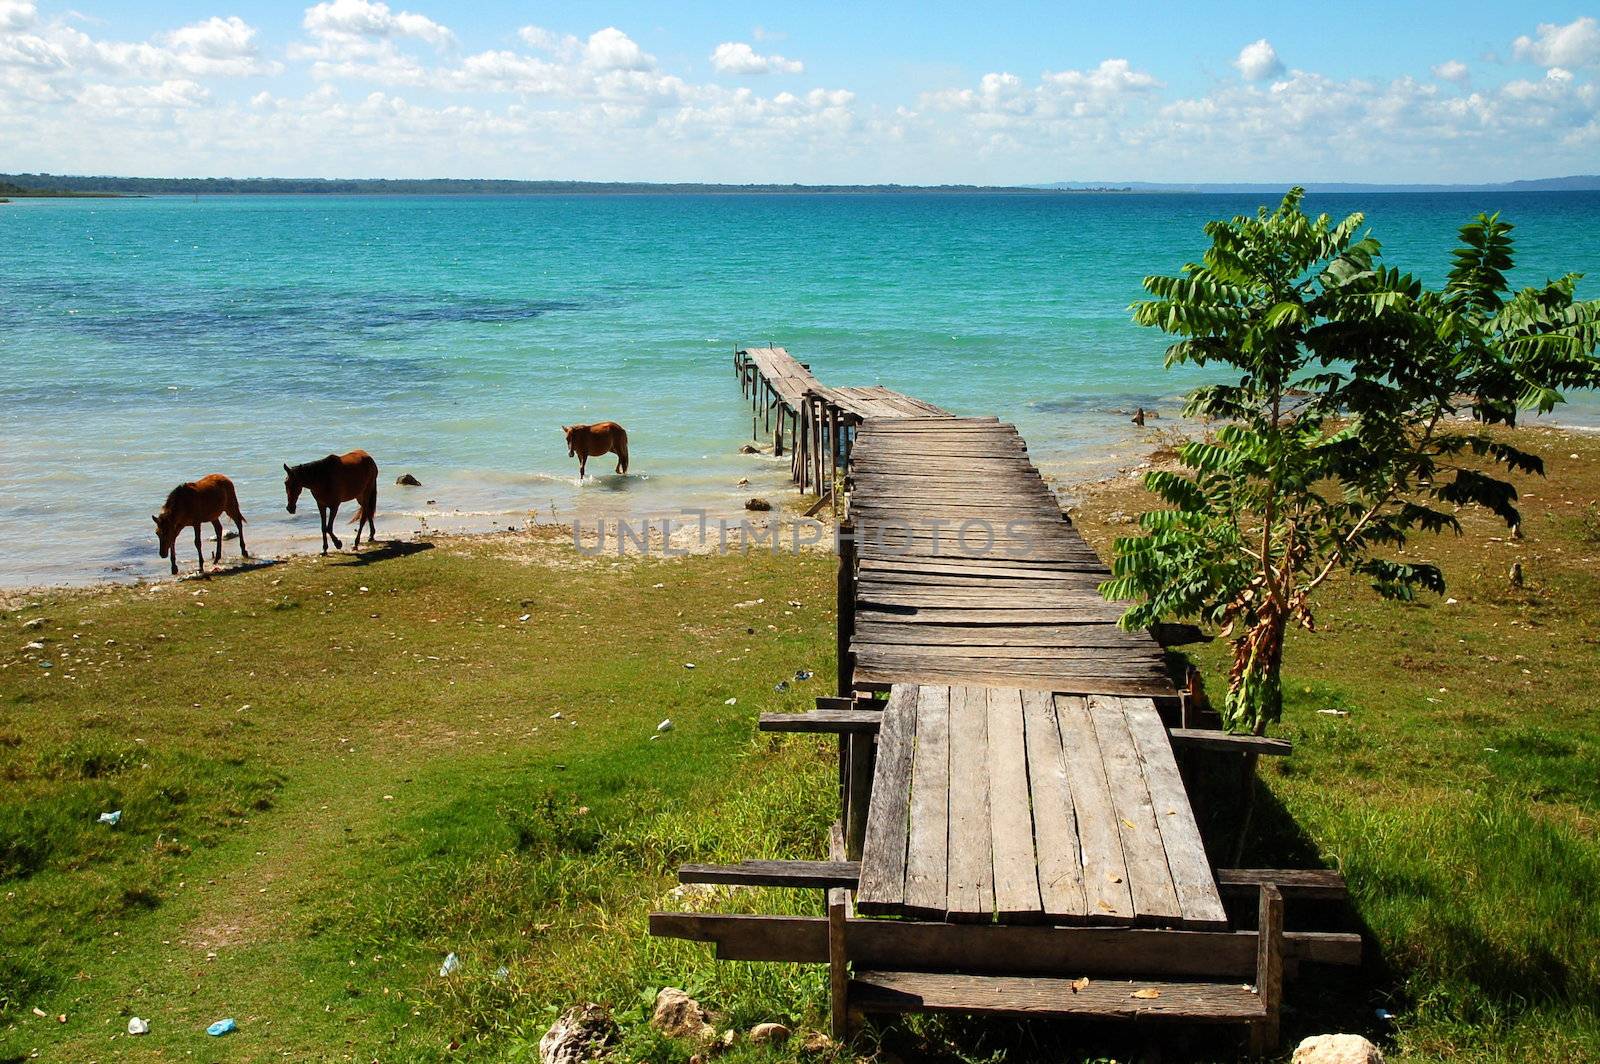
[
  {"xmin": 539, "ymin": 1003, "xmax": 617, "ymax": 1064},
  {"xmin": 127, "ymin": 1016, "xmax": 149, "ymax": 1035},
  {"xmin": 749, "ymin": 1022, "xmax": 790, "ymax": 1046},
  {"xmin": 739, "ymin": 444, "xmax": 760, "ymax": 455},
  {"xmin": 744, "ymin": 497, "xmax": 772, "ymax": 512},
  {"xmin": 736, "ymin": 477, "xmax": 750, "ymax": 486},
  {"xmin": 657, "ymin": 719, "xmax": 673, "ymax": 733},
  {"xmin": 1292, "ymin": 1034, "xmax": 1385, "ymax": 1064},
  {"xmin": 651, "ymin": 987, "xmax": 714, "ymax": 1042},
  {"xmin": 396, "ymin": 473, "xmax": 422, "ymax": 486},
  {"xmin": 22, "ymin": 641, "xmax": 44, "ymax": 651},
  {"xmin": 798, "ymin": 1031, "xmax": 835, "ymax": 1056},
  {"xmin": 22, "ymin": 618, "xmax": 44, "ymax": 630}
]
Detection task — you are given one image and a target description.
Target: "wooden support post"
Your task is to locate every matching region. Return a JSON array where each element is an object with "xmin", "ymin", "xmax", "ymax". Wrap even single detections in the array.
[
  {"xmin": 828, "ymin": 887, "xmax": 850, "ymax": 1042},
  {"xmin": 797, "ymin": 398, "xmax": 809, "ymax": 492},
  {"xmin": 845, "ymin": 732, "xmax": 873, "ymax": 860},
  {"xmin": 1250, "ymin": 883, "xmax": 1284, "ymax": 1055},
  {"xmin": 837, "ymin": 520, "xmax": 855, "ymax": 698},
  {"xmin": 775, "ymin": 407, "xmax": 785, "ymax": 457}
]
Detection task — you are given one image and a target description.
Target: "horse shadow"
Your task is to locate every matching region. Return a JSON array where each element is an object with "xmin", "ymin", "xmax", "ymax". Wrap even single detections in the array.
[
  {"xmin": 176, "ymin": 557, "xmax": 282, "ymax": 581},
  {"xmin": 326, "ymin": 540, "xmax": 435, "ymax": 567}
]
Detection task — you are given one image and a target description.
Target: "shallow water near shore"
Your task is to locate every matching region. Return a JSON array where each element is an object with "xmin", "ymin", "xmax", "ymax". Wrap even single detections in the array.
[{"xmin": 3, "ymin": 190, "xmax": 1598, "ymax": 586}]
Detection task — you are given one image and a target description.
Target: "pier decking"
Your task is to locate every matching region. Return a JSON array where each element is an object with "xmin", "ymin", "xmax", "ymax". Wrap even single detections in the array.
[{"xmin": 652, "ymin": 346, "xmax": 1358, "ymax": 1051}]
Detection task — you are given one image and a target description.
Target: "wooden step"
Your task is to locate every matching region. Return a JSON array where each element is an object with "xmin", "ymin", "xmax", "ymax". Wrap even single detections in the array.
[{"xmin": 850, "ymin": 970, "xmax": 1265, "ymax": 1021}]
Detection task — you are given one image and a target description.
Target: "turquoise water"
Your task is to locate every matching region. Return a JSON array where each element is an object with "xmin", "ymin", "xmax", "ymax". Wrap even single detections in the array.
[{"xmin": 3, "ymin": 191, "xmax": 1598, "ymax": 586}]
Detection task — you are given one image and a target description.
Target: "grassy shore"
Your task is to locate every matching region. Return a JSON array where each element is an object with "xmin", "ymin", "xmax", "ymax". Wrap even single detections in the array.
[{"xmin": 3, "ymin": 425, "xmax": 1598, "ymax": 1062}]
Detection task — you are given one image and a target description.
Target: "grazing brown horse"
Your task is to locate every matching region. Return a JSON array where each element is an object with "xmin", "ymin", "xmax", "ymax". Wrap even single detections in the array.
[
  {"xmin": 283, "ymin": 450, "xmax": 379, "ymax": 554},
  {"xmin": 563, "ymin": 422, "xmax": 629, "ymax": 479},
  {"xmin": 152, "ymin": 474, "xmax": 248, "ymax": 576}
]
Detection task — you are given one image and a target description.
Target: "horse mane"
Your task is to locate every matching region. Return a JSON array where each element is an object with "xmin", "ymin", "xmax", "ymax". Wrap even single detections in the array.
[{"xmin": 161, "ymin": 482, "xmax": 196, "ymax": 512}]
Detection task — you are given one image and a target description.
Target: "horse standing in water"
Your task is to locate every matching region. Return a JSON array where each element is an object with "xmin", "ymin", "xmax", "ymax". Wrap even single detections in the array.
[
  {"xmin": 563, "ymin": 422, "xmax": 629, "ymax": 479},
  {"xmin": 283, "ymin": 450, "xmax": 379, "ymax": 553},
  {"xmin": 152, "ymin": 474, "xmax": 248, "ymax": 576}
]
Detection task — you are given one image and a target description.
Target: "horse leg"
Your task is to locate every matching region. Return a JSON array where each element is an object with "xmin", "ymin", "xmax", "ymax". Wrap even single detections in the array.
[
  {"xmin": 363, "ymin": 485, "xmax": 377, "ymax": 546},
  {"xmin": 318, "ymin": 505, "xmax": 330, "ymax": 554},
  {"xmin": 212, "ymin": 519, "xmax": 224, "ymax": 563},
  {"xmin": 235, "ymin": 516, "xmax": 249, "ymax": 559},
  {"xmin": 327, "ymin": 502, "xmax": 343, "ymax": 550},
  {"xmin": 193, "ymin": 524, "xmax": 205, "ymax": 575},
  {"xmin": 578, "ymin": 455, "xmax": 587, "ymax": 480}
]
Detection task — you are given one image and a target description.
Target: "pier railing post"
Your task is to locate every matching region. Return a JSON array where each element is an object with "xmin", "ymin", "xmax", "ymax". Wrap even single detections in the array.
[
  {"xmin": 1250, "ymin": 883, "xmax": 1284, "ymax": 1054},
  {"xmin": 836, "ymin": 519, "xmax": 855, "ymax": 699}
]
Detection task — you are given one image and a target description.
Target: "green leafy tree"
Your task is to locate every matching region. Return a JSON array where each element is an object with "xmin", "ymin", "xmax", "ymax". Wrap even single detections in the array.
[{"xmin": 1101, "ymin": 189, "xmax": 1600, "ymax": 734}]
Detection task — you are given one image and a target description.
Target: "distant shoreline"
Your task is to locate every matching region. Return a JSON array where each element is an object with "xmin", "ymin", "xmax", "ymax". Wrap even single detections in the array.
[{"xmin": 5, "ymin": 172, "xmax": 1597, "ymax": 198}]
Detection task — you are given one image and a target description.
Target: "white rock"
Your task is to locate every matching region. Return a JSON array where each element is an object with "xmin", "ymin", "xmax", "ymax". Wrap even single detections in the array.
[
  {"xmin": 540, "ymin": 1003, "xmax": 616, "ymax": 1064},
  {"xmin": 1292, "ymin": 1033, "xmax": 1384, "ymax": 1064},
  {"xmin": 651, "ymin": 987, "xmax": 714, "ymax": 1041},
  {"xmin": 749, "ymin": 1022, "xmax": 790, "ymax": 1046},
  {"xmin": 657, "ymin": 719, "xmax": 674, "ymax": 733},
  {"xmin": 127, "ymin": 1017, "xmax": 149, "ymax": 1035}
]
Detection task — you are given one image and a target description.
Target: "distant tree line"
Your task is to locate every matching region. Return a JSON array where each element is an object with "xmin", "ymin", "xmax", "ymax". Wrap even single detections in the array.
[{"xmin": 0, "ymin": 173, "xmax": 1112, "ymax": 197}]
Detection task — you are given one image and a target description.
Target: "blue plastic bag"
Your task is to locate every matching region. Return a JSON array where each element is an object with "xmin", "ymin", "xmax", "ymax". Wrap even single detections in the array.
[{"xmin": 207, "ymin": 1018, "xmax": 236, "ymax": 1037}]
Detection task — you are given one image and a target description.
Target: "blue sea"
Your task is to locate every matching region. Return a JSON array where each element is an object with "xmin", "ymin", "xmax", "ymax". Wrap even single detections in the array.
[{"xmin": 3, "ymin": 191, "xmax": 1598, "ymax": 586}]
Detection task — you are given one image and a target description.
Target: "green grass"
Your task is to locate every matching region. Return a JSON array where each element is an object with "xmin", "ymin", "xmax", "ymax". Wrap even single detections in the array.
[
  {"xmin": 1, "ymin": 532, "xmax": 840, "ymax": 1061},
  {"xmin": 4, "ymin": 424, "xmax": 1598, "ymax": 1062}
]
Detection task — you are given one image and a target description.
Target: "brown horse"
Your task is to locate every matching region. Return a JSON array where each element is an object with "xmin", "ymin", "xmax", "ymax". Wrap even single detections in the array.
[
  {"xmin": 563, "ymin": 422, "xmax": 629, "ymax": 479},
  {"xmin": 283, "ymin": 450, "xmax": 379, "ymax": 554},
  {"xmin": 152, "ymin": 474, "xmax": 248, "ymax": 576}
]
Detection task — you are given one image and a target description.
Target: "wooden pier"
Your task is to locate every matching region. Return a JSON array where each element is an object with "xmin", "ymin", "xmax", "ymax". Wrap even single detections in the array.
[
  {"xmin": 734, "ymin": 345, "xmax": 949, "ymax": 498},
  {"xmin": 653, "ymin": 347, "xmax": 1358, "ymax": 1051}
]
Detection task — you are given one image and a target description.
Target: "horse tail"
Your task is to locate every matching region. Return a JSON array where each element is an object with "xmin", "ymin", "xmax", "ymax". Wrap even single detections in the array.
[
  {"xmin": 224, "ymin": 480, "xmax": 246, "ymax": 523},
  {"xmin": 616, "ymin": 428, "xmax": 629, "ymax": 474},
  {"xmin": 351, "ymin": 481, "xmax": 377, "ymax": 525}
]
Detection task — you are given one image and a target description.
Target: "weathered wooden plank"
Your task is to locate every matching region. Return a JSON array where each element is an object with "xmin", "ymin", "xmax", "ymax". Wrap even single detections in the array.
[
  {"xmin": 856, "ymin": 664, "xmax": 1177, "ymax": 699},
  {"xmin": 850, "ymin": 970, "xmax": 1265, "ymax": 1021},
  {"xmin": 1088, "ymin": 695, "xmax": 1184, "ymax": 923},
  {"xmin": 1215, "ymin": 868, "xmax": 1347, "ymax": 900},
  {"xmin": 856, "ymin": 685, "xmax": 919, "ymax": 911},
  {"xmin": 1054, "ymin": 695, "xmax": 1135, "ymax": 922},
  {"xmin": 852, "ymin": 642, "xmax": 1167, "ymax": 664},
  {"xmin": 858, "ymin": 607, "xmax": 1127, "ymax": 625},
  {"xmin": 1122, "ymin": 697, "xmax": 1229, "ymax": 928},
  {"xmin": 758, "ymin": 709, "xmax": 884, "ymax": 734},
  {"xmin": 984, "ymin": 687, "xmax": 1043, "ymax": 918},
  {"xmin": 677, "ymin": 860, "xmax": 861, "ymax": 888},
  {"xmin": 903, "ymin": 685, "xmax": 951, "ymax": 920},
  {"xmin": 1021, "ymin": 689, "xmax": 1087, "ymax": 920},
  {"xmin": 1169, "ymin": 729, "xmax": 1292, "ymax": 756},
  {"xmin": 649, "ymin": 911, "xmax": 1360, "ymax": 974},
  {"xmin": 945, "ymin": 685, "xmax": 996, "ymax": 921},
  {"xmin": 852, "ymin": 622, "xmax": 1166, "ymax": 649}
]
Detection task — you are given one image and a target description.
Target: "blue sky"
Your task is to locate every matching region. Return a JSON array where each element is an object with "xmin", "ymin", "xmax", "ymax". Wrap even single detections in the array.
[{"xmin": 2, "ymin": 1, "xmax": 1598, "ymax": 182}]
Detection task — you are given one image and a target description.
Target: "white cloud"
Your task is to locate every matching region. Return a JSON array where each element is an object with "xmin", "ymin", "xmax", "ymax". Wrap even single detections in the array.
[
  {"xmin": 2, "ymin": 12, "xmax": 1598, "ymax": 184},
  {"xmin": 1234, "ymin": 38, "xmax": 1284, "ymax": 81},
  {"xmin": 302, "ymin": 0, "xmax": 453, "ymax": 50},
  {"xmin": 1513, "ymin": 17, "xmax": 1600, "ymax": 69},
  {"xmin": 581, "ymin": 27, "xmax": 652, "ymax": 71},
  {"xmin": 711, "ymin": 41, "xmax": 803, "ymax": 75},
  {"xmin": 0, "ymin": 0, "xmax": 36, "ymax": 32},
  {"xmin": 923, "ymin": 59, "xmax": 1160, "ymax": 122}
]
